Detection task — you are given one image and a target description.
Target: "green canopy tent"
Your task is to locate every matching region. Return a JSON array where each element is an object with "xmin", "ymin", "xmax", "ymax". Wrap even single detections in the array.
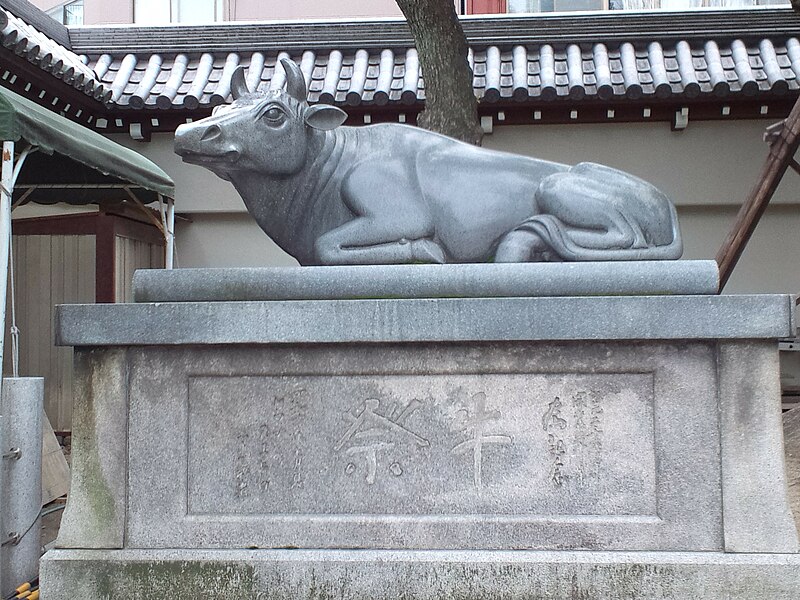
[
  {"xmin": 0, "ymin": 84, "xmax": 176, "ymax": 383},
  {"xmin": 0, "ymin": 85, "xmax": 176, "ymax": 595}
]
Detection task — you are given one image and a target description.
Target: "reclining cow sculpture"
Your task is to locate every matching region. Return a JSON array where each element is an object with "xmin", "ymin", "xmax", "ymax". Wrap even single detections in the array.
[{"xmin": 174, "ymin": 59, "xmax": 682, "ymax": 265}]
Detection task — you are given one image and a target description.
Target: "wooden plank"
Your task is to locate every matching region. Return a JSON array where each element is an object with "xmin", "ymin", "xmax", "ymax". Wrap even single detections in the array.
[
  {"xmin": 716, "ymin": 96, "xmax": 800, "ymax": 291},
  {"xmin": 113, "ymin": 215, "xmax": 166, "ymax": 246},
  {"xmin": 58, "ymin": 237, "xmax": 79, "ymax": 432},
  {"xmin": 50, "ymin": 235, "xmax": 66, "ymax": 431},
  {"xmin": 60, "ymin": 235, "xmax": 95, "ymax": 431},
  {"xmin": 11, "ymin": 213, "xmax": 98, "ymax": 236},
  {"xmin": 116, "ymin": 237, "xmax": 127, "ymax": 302},
  {"xmin": 151, "ymin": 242, "xmax": 165, "ymax": 269},
  {"xmin": 77, "ymin": 235, "xmax": 97, "ymax": 303},
  {"xmin": 30, "ymin": 236, "xmax": 54, "ymax": 423},
  {"xmin": 41, "ymin": 412, "xmax": 70, "ymax": 505},
  {"xmin": 2, "ymin": 237, "xmax": 16, "ymax": 375}
]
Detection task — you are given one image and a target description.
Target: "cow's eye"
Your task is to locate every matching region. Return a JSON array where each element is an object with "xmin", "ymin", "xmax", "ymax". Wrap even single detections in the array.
[{"xmin": 262, "ymin": 107, "xmax": 284, "ymax": 123}]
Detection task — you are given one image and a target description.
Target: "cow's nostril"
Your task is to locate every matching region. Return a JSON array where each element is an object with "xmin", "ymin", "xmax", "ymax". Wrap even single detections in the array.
[{"xmin": 200, "ymin": 125, "xmax": 222, "ymax": 142}]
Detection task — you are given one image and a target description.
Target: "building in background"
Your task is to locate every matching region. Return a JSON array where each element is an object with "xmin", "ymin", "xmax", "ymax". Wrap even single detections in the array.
[
  {"xmin": 35, "ymin": 0, "xmax": 404, "ymax": 25},
  {"xmin": 34, "ymin": 0, "xmax": 792, "ymax": 25}
]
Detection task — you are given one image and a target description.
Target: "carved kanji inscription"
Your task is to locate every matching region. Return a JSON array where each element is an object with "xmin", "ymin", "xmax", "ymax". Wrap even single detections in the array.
[{"xmin": 187, "ymin": 373, "xmax": 655, "ymax": 517}]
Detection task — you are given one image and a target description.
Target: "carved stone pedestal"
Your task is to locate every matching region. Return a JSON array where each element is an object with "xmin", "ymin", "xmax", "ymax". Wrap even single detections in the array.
[{"xmin": 41, "ymin": 265, "xmax": 800, "ymax": 599}]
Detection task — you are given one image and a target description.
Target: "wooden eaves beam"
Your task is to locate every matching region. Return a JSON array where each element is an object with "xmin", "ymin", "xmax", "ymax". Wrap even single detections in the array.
[{"xmin": 716, "ymin": 96, "xmax": 800, "ymax": 292}]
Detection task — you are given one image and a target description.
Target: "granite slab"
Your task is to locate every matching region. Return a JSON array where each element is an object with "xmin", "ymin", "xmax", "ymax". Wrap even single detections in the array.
[
  {"xmin": 132, "ymin": 261, "xmax": 720, "ymax": 302},
  {"xmin": 55, "ymin": 294, "xmax": 794, "ymax": 347},
  {"xmin": 41, "ymin": 549, "xmax": 800, "ymax": 599},
  {"xmin": 46, "ymin": 292, "xmax": 800, "ymax": 599}
]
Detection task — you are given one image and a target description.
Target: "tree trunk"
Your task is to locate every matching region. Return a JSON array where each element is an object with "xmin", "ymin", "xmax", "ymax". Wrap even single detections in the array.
[{"xmin": 395, "ymin": 0, "xmax": 483, "ymax": 146}]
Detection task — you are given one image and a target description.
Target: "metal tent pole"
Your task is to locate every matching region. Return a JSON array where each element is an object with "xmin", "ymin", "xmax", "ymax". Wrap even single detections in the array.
[
  {"xmin": 166, "ymin": 196, "xmax": 175, "ymax": 270},
  {"xmin": 0, "ymin": 140, "xmax": 13, "ymax": 599},
  {"xmin": 0, "ymin": 142, "xmax": 14, "ymax": 395}
]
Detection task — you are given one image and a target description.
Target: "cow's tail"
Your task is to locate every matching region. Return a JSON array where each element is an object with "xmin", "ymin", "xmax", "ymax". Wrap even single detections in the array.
[{"xmin": 500, "ymin": 202, "xmax": 683, "ymax": 262}]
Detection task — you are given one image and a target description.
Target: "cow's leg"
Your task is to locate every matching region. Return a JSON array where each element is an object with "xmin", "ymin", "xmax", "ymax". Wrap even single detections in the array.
[
  {"xmin": 314, "ymin": 161, "xmax": 444, "ymax": 265},
  {"xmin": 315, "ymin": 218, "xmax": 444, "ymax": 265},
  {"xmin": 495, "ymin": 230, "xmax": 553, "ymax": 262}
]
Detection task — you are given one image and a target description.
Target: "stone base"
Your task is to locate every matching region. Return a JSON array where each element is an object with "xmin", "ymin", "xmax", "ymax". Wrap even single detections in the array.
[
  {"xmin": 41, "ymin": 549, "xmax": 800, "ymax": 599},
  {"xmin": 46, "ymin": 292, "xmax": 799, "ymax": 598}
]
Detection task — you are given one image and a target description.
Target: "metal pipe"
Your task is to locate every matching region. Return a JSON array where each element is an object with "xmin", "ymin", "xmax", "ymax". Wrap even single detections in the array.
[
  {"xmin": 0, "ymin": 142, "xmax": 15, "ymax": 407},
  {"xmin": 10, "ymin": 146, "xmax": 34, "ymax": 188},
  {"xmin": 14, "ymin": 183, "xmax": 140, "ymax": 189},
  {"xmin": 0, "ymin": 378, "xmax": 44, "ymax": 592},
  {"xmin": 0, "ymin": 139, "xmax": 12, "ymax": 599},
  {"xmin": 166, "ymin": 196, "xmax": 175, "ymax": 270}
]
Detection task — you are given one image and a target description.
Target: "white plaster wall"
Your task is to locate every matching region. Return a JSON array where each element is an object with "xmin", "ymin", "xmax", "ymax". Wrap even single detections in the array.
[
  {"xmin": 29, "ymin": 118, "xmax": 800, "ymax": 294},
  {"xmin": 175, "ymin": 213, "xmax": 298, "ymax": 267},
  {"xmin": 485, "ymin": 120, "xmax": 798, "ymax": 207},
  {"xmin": 678, "ymin": 205, "xmax": 800, "ymax": 294},
  {"xmin": 110, "ymin": 118, "xmax": 797, "ymax": 214},
  {"xmin": 111, "ymin": 133, "xmax": 242, "ymax": 213}
]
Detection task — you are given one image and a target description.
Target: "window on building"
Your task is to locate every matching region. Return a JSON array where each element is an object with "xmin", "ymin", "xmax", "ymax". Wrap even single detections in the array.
[
  {"xmin": 616, "ymin": 0, "xmax": 788, "ymax": 9},
  {"xmin": 133, "ymin": 0, "xmax": 223, "ymax": 24},
  {"xmin": 463, "ymin": 0, "xmax": 788, "ymax": 12},
  {"xmin": 46, "ymin": 0, "xmax": 84, "ymax": 25}
]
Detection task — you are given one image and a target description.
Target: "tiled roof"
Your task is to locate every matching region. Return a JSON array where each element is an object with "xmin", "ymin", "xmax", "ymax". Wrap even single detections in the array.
[
  {"xmin": 1, "ymin": 4, "xmax": 799, "ymax": 122},
  {"xmin": 80, "ymin": 36, "xmax": 799, "ymax": 110},
  {"xmin": 0, "ymin": 0, "xmax": 69, "ymax": 47},
  {"xmin": 67, "ymin": 8, "xmax": 800, "ymax": 111},
  {"xmin": 0, "ymin": 6, "xmax": 109, "ymax": 103}
]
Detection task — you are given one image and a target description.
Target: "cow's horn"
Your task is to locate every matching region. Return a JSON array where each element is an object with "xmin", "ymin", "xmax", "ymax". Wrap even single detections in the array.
[
  {"xmin": 281, "ymin": 58, "xmax": 307, "ymax": 102},
  {"xmin": 230, "ymin": 66, "xmax": 251, "ymax": 100}
]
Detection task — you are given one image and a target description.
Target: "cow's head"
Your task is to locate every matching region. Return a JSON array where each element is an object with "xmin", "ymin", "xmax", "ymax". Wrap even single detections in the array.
[{"xmin": 174, "ymin": 59, "xmax": 347, "ymax": 180}]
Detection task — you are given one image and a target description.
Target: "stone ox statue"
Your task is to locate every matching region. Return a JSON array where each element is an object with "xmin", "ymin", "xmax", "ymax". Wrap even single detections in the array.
[{"xmin": 174, "ymin": 59, "xmax": 682, "ymax": 265}]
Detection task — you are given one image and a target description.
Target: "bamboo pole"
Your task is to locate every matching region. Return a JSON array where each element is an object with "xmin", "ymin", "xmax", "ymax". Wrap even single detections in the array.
[{"xmin": 716, "ymin": 97, "xmax": 800, "ymax": 291}]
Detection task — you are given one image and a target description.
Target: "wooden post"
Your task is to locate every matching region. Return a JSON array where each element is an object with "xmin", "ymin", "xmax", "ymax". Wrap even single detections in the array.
[
  {"xmin": 716, "ymin": 97, "xmax": 800, "ymax": 292},
  {"xmin": 95, "ymin": 211, "xmax": 117, "ymax": 303}
]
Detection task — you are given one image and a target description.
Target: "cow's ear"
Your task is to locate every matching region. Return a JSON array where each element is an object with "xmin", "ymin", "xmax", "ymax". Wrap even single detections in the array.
[{"xmin": 304, "ymin": 104, "xmax": 347, "ymax": 131}]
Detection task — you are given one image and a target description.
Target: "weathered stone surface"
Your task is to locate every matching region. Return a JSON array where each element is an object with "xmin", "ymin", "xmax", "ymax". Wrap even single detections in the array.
[
  {"xmin": 45, "ymin": 293, "xmax": 799, "ymax": 599},
  {"xmin": 55, "ymin": 294, "xmax": 795, "ymax": 347},
  {"xmin": 719, "ymin": 342, "xmax": 799, "ymax": 553},
  {"xmin": 132, "ymin": 261, "xmax": 720, "ymax": 303},
  {"xmin": 55, "ymin": 349, "xmax": 128, "ymax": 549},
  {"xmin": 173, "ymin": 59, "xmax": 682, "ymax": 265},
  {"xmin": 123, "ymin": 342, "xmax": 720, "ymax": 551},
  {"xmin": 40, "ymin": 549, "xmax": 800, "ymax": 600}
]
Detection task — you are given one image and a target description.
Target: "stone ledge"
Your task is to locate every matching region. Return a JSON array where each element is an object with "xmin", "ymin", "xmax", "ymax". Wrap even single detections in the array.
[
  {"xmin": 55, "ymin": 294, "xmax": 794, "ymax": 346},
  {"xmin": 132, "ymin": 261, "xmax": 720, "ymax": 302},
  {"xmin": 40, "ymin": 549, "xmax": 800, "ymax": 600}
]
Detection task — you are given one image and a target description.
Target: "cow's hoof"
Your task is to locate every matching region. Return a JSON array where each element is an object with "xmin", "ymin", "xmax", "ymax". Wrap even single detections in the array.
[{"xmin": 411, "ymin": 239, "xmax": 446, "ymax": 264}]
